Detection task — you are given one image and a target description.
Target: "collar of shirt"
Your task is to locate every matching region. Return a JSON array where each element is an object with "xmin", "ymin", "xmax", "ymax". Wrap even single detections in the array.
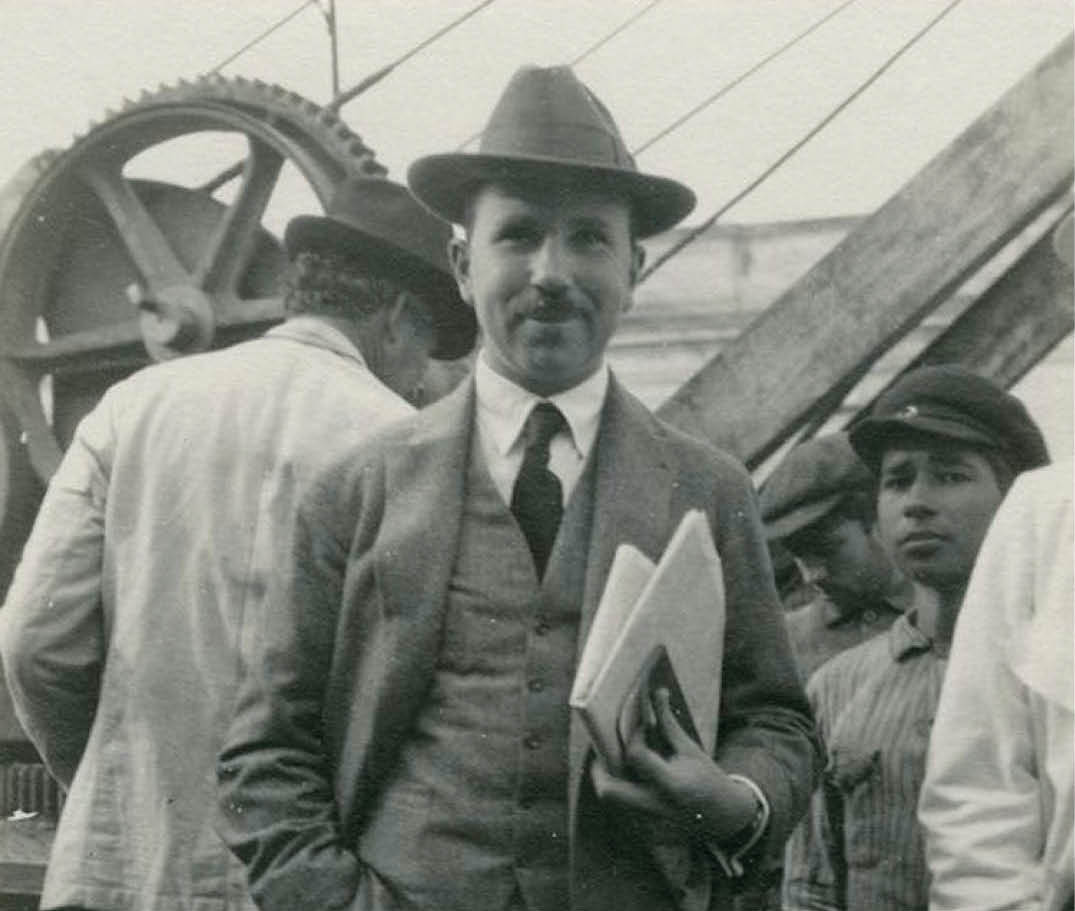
[
  {"xmin": 266, "ymin": 315, "xmax": 369, "ymax": 370},
  {"xmin": 888, "ymin": 611, "xmax": 935, "ymax": 662},
  {"xmin": 820, "ymin": 592, "xmax": 907, "ymax": 629},
  {"xmin": 474, "ymin": 352, "xmax": 608, "ymax": 504}
]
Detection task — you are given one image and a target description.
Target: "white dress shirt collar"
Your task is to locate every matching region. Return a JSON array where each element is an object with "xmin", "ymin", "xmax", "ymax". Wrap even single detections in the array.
[{"xmin": 474, "ymin": 351, "xmax": 609, "ymax": 458}]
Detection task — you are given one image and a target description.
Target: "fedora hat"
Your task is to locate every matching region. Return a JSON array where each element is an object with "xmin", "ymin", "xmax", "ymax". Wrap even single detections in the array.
[
  {"xmin": 407, "ymin": 65, "xmax": 696, "ymax": 238},
  {"xmin": 285, "ymin": 177, "xmax": 476, "ymax": 360}
]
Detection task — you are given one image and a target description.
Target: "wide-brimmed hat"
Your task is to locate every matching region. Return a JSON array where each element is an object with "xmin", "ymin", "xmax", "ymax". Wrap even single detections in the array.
[
  {"xmin": 407, "ymin": 65, "xmax": 696, "ymax": 238},
  {"xmin": 849, "ymin": 365, "xmax": 1049, "ymax": 475},
  {"xmin": 285, "ymin": 177, "xmax": 476, "ymax": 360},
  {"xmin": 760, "ymin": 433, "xmax": 874, "ymax": 542}
]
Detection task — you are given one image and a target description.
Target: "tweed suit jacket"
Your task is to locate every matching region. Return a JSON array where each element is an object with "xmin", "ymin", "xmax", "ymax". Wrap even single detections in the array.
[{"xmin": 216, "ymin": 374, "xmax": 820, "ymax": 911}]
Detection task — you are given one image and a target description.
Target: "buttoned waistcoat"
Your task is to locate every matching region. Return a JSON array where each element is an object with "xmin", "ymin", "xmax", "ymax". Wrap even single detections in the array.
[{"xmin": 216, "ymin": 374, "xmax": 821, "ymax": 911}]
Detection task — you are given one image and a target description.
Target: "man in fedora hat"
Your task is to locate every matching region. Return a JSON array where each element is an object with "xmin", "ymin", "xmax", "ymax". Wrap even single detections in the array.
[
  {"xmin": 783, "ymin": 365, "xmax": 1049, "ymax": 911},
  {"xmin": 0, "ymin": 175, "xmax": 473, "ymax": 911},
  {"xmin": 216, "ymin": 65, "xmax": 820, "ymax": 911}
]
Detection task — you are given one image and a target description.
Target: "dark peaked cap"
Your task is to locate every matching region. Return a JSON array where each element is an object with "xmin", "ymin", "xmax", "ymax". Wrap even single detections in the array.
[
  {"xmin": 849, "ymin": 365, "xmax": 1049, "ymax": 475},
  {"xmin": 408, "ymin": 65, "xmax": 696, "ymax": 238},
  {"xmin": 760, "ymin": 433, "xmax": 874, "ymax": 542},
  {"xmin": 286, "ymin": 176, "xmax": 476, "ymax": 361}
]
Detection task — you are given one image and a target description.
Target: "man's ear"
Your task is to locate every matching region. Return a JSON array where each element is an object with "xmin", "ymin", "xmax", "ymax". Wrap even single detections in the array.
[{"xmin": 448, "ymin": 236, "xmax": 473, "ymax": 305}]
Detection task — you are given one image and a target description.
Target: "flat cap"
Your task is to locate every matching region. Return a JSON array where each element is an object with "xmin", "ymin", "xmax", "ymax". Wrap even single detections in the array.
[
  {"xmin": 849, "ymin": 365, "xmax": 1049, "ymax": 474},
  {"xmin": 760, "ymin": 433, "xmax": 874, "ymax": 541}
]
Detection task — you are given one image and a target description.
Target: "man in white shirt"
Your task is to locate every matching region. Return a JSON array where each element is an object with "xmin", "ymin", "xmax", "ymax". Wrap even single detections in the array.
[
  {"xmin": 0, "ymin": 176, "xmax": 474, "ymax": 911},
  {"xmin": 920, "ymin": 461, "xmax": 1074, "ymax": 911}
]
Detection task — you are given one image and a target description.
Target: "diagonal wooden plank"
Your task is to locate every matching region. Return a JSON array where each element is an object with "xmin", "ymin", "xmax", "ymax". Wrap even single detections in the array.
[
  {"xmin": 656, "ymin": 37, "xmax": 1074, "ymax": 469},
  {"xmin": 848, "ymin": 204, "xmax": 1075, "ymax": 426}
]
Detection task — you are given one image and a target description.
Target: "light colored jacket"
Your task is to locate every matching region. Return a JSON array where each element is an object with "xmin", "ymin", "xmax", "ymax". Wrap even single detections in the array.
[
  {"xmin": 919, "ymin": 462, "xmax": 1074, "ymax": 911},
  {"xmin": 0, "ymin": 317, "xmax": 414, "ymax": 911}
]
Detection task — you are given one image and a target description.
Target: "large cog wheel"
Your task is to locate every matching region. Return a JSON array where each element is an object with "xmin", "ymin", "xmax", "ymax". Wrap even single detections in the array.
[
  {"xmin": 0, "ymin": 76, "xmax": 386, "ymax": 594},
  {"xmin": 0, "ymin": 75, "xmax": 384, "ymax": 477}
]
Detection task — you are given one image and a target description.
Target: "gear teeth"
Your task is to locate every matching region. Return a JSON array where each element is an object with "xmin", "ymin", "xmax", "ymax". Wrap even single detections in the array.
[{"xmin": 45, "ymin": 74, "xmax": 387, "ymax": 207}]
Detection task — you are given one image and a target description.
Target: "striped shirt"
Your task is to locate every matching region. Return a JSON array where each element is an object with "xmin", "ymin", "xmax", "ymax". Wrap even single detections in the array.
[{"xmin": 783, "ymin": 613, "xmax": 944, "ymax": 911}]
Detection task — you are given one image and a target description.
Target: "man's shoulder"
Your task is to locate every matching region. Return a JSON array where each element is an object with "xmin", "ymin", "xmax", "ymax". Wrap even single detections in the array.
[
  {"xmin": 806, "ymin": 627, "xmax": 893, "ymax": 700},
  {"xmin": 610, "ymin": 380, "xmax": 752, "ymax": 488}
]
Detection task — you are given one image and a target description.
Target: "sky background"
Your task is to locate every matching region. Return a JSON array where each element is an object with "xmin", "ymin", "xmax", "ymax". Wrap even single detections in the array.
[
  {"xmin": 1, "ymin": 0, "xmax": 1071, "ymax": 222},
  {"xmin": 1, "ymin": 0, "xmax": 1072, "ymax": 454}
]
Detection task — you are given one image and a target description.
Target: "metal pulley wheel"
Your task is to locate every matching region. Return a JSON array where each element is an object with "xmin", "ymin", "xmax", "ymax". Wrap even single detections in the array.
[{"xmin": 0, "ymin": 75, "xmax": 385, "ymax": 590}]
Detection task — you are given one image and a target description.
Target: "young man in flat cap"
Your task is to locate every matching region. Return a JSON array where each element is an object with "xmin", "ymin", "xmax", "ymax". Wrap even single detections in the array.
[
  {"xmin": 0, "ymin": 176, "xmax": 474, "ymax": 911},
  {"xmin": 761, "ymin": 433, "xmax": 912, "ymax": 680},
  {"xmin": 783, "ymin": 364, "xmax": 1049, "ymax": 911},
  {"xmin": 217, "ymin": 65, "xmax": 820, "ymax": 911}
]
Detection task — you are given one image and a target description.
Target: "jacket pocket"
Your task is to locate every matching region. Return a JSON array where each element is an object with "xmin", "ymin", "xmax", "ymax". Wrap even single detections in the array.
[{"xmin": 826, "ymin": 747, "xmax": 882, "ymax": 868}]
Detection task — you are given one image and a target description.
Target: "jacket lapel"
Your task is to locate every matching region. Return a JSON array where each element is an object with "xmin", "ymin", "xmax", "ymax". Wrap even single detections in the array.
[
  {"xmin": 377, "ymin": 378, "xmax": 474, "ymax": 630},
  {"xmin": 569, "ymin": 377, "xmax": 674, "ymax": 829},
  {"xmin": 579, "ymin": 377, "xmax": 673, "ymax": 652}
]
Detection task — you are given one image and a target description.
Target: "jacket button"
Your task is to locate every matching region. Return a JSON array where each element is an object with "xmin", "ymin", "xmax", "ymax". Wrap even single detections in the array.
[
  {"xmin": 535, "ymin": 619, "xmax": 550, "ymax": 635},
  {"xmin": 524, "ymin": 734, "xmax": 542, "ymax": 750},
  {"xmin": 528, "ymin": 678, "xmax": 545, "ymax": 693}
]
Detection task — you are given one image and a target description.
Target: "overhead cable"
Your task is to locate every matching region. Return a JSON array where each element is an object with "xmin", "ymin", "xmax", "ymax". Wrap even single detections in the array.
[
  {"xmin": 455, "ymin": 0, "xmax": 665, "ymax": 151},
  {"xmin": 328, "ymin": 0, "xmax": 497, "ymax": 111},
  {"xmin": 633, "ymin": 0, "xmax": 859, "ymax": 155},
  {"xmin": 210, "ymin": 1, "xmax": 318, "ymax": 74},
  {"xmin": 568, "ymin": 0, "xmax": 665, "ymax": 66},
  {"xmin": 638, "ymin": 0, "xmax": 964, "ymax": 285}
]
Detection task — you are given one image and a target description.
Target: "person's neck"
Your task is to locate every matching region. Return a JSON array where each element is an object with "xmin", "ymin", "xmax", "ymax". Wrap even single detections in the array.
[
  {"xmin": 882, "ymin": 568, "xmax": 916, "ymax": 612},
  {"xmin": 911, "ymin": 582, "xmax": 963, "ymax": 653}
]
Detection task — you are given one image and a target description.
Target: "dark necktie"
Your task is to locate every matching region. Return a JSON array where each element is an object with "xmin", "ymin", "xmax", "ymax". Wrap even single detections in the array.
[{"xmin": 511, "ymin": 402, "xmax": 567, "ymax": 578}]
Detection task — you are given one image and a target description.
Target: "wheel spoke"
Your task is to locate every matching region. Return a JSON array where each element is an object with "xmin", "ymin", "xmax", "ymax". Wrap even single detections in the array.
[
  {"xmin": 0, "ymin": 360, "xmax": 64, "ymax": 480},
  {"xmin": 215, "ymin": 294, "xmax": 285, "ymax": 326},
  {"xmin": 1, "ymin": 322, "xmax": 145, "ymax": 373},
  {"xmin": 77, "ymin": 162, "xmax": 189, "ymax": 288},
  {"xmin": 195, "ymin": 140, "xmax": 283, "ymax": 293}
]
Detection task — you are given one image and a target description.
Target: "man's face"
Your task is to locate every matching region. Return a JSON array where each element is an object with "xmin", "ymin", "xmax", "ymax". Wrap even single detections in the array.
[
  {"xmin": 450, "ymin": 181, "xmax": 643, "ymax": 396},
  {"xmin": 877, "ymin": 444, "xmax": 1004, "ymax": 593},
  {"xmin": 785, "ymin": 514, "xmax": 892, "ymax": 607}
]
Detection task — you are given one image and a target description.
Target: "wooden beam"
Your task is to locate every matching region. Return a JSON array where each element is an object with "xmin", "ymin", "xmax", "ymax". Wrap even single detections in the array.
[
  {"xmin": 843, "ymin": 204, "xmax": 1074, "ymax": 426},
  {"xmin": 656, "ymin": 37, "xmax": 1074, "ymax": 468}
]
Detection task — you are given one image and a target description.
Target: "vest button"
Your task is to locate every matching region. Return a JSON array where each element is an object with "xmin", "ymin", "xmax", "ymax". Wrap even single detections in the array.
[
  {"xmin": 528, "ymin": 678, "xmax": 545, "ymax": 693},
  {"xmin": 524, "ymin": 733, "xmax": 542, "ymax": 750},
  {"xmin": 519, "ymin": 796, "xmax": 535, "ymax": 809},
  {"xmin": 535, "ymin": 619, "xmax": 550, "ymax": 635}
]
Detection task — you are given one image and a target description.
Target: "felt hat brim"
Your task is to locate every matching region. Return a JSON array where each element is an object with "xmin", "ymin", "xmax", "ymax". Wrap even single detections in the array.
[
  {"xmin": 409, "ymin": 152, "xmax": 696, "ymax": 239},
  {"xmin": 764, "ymin": 491, "xmax": 846, "ymax": 542}
]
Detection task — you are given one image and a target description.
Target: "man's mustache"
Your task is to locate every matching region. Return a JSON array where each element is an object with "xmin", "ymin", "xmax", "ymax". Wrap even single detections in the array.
[{"xmin": 510, "ymin": 288, "xmax": 589, "ymax": 322}]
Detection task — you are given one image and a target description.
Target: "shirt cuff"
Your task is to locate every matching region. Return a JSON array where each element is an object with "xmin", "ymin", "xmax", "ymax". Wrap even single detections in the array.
[{"xmin": 705, "ymin": 774, "xmax": 771, "ymax": 878}]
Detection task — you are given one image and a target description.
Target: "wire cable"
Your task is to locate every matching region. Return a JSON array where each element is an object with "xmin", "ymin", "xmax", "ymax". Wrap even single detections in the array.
[
  {"xmin": 633, "ymin": 0, "xmax": 859, "ymax": 155},
  {"xmin": 568, "ymin": 0, "xmax": 665, "ymax": 66},
  {"xmin": 638, "ymin": 0, "xmax": 964, "ymax": 285},
  {"xmin": 210, "ymin": 1, "xmax": 318, "ymax": 74},
  {"xmin": 455, "ymin": 0, "xmax": 665, "ymax": 151},
  {"xmin": 328, "ymin": 0, "xmax": 497, "ymax": 110}
]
